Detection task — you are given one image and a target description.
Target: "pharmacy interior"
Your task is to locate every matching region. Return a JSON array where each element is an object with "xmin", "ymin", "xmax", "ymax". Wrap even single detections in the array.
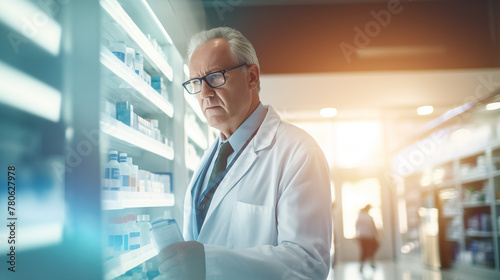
[{"xmin": 1, "ymin": 0, "xmax": 500, "ymax": 280}]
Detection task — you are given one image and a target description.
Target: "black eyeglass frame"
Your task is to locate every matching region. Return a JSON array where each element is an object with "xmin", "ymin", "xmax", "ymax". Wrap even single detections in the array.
[{"xmin": 182, "ymin": 63, "xmax": 247, "ymax": 95}]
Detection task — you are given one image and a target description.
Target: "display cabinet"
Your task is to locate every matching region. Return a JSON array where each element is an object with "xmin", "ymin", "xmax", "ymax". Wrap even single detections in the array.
[
  {"xmin": 392, "ymin": 92, "xmax": 500, "ymax": 278},
  {"xmin": 98, "ymin": 0, "xmax": 206, "ymax": 279}
]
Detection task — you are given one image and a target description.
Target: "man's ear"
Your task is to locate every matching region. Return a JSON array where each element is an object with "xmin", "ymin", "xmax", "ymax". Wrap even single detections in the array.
[{"xmin": 247, "ymin": 64, "xmax": 260, "ymax": 91}]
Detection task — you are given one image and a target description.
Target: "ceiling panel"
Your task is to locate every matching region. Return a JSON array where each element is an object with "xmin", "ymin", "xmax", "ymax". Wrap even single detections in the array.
[{"xmin": 204, "ymin": 0, "xmax": 499, "ymax": 74}]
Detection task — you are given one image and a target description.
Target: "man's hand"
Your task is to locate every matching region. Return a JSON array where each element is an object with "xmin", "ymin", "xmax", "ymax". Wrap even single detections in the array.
[{"xmin": 158, "ymin": 241, "xmax": 206, "ymax": 280}]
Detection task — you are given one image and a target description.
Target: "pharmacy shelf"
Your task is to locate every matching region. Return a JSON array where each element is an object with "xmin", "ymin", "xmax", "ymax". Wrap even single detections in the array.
[
  {"xmin": 102, "ymin": 192, "xmax": 174, "ymax": 210},
  {"xmin": 100, "ymin": 0, "xmax": 173, "ymax": 81},
  {"xmin": 462, "ymin": 201, "xmax": 492, "ymax": 208},
  {"xmin": 465, "ymin": 230, "xmax": 494, "ymax": 238},
  {"xmin": 442, "ymin": 212, "xmax": 461, "ymax": 219},
  {"xmin": 184, "ymin": 91, "xmax": 206, "ymax": 123},
  {"xmin": 446, "ymin": 237, "xmax": 462, "ymax": 242},
  {"xmin": 100, "ymin": 46, "xmax": 173, "ymax": 117},
  {"xmin": 186, "ymin": 157, "xmax": 200, "ymax": 172},
  {"xmin": 185, "ymin": 118, "xmax": 208, "ymax": 150},
  {"xmin": 459, "ymin": 173, "xmax": 490, "ymax": 185},
  {"xmin": 119, "ymin": 0, "xmax": 173, "ymax": 46},
  {"xmin": 104, "ymin": 243, "xmax": 157, "ymax": 280},
  {"xmin": 457, "ymin": 144, "xmax": 487, "ymax": 160},
  {"xmin": 101, "ymin": 117, "xmax": 174, "ymax": 160}
]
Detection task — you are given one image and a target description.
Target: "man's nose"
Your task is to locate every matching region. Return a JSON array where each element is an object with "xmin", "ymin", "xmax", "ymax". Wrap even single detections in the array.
[{"xmin": 199, "ymin": 80, "xmax": 215, "ymax": 99}]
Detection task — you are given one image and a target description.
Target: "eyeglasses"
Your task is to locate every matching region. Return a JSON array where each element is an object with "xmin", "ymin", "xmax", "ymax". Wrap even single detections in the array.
[{"xmin": 182, "ymin": 63, "xmax": 247, "ymax": 95}]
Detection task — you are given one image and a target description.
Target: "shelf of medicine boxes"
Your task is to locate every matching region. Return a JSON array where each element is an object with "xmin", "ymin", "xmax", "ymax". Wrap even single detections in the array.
[
  {"xmin": 104, "ymin": 243, "xmax": 156, "ymax": 280},
  {"xmin": 101, "ymin": 115, "xmax": 174, "ymax": 160},
  {"xmin": 185, "ymin": 114, "xmax": 208, "ymax": 150},
  {"xmin": 459, "ymin": 170, "xmax": 490, "ymax": 185},
  {"xmin": 100, "ymin": 46, "xmax": 174, "ymax": 118},
  {"xmin": 100, "ymin": 0, "xmax": 173, "ymax": 82}
]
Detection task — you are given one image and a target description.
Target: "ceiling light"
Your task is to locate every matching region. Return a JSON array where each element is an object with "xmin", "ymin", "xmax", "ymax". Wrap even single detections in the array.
[
  {"xmin": 486, "ymin": 102, "xmax": 500, "ymax": 111},
  {"xmin": 320, "ymin": 108, "xmax": 337, "ymax": 118},
  {"xmin": 417, "ymin": 106, "xmax": 433, "ymax": 116}
]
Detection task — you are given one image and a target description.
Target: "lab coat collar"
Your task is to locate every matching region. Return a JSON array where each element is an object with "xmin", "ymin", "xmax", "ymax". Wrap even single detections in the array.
[
  {"xmin": 198, "ymin": 105, "xmax": 281, "ymax": 237},
  {"xmin": 252, "ymin": 105, "xmax": 281, "ymax": 152}
]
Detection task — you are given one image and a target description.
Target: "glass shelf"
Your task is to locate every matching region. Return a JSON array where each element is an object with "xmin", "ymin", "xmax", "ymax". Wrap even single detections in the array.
[
  {"xmin": 184, "ymin": 91, "xmax": 206, "ymax": 122},
  {"xmin": 104, "ymin": 243, "xmax": 157, "ymax": 280},
  {"xmin": 119, "ymin": 0, "xmax": 173, "ymax": 46},
  {"xmin": 100, "ymin": 0, "xmax": 173, "ymax": 81},
  {"xmin": 102, "ymin": 192, "xmax": 174, "ymax": 210},
  {"xmin": 460, "ymin": 173, "xmax": 490, "ymax": 185},
  {"xmin": 101, "ymin": 116, "xmax": 174, "ymax": 160},
  {"xmin": 185, "ymin": 115, "xmax": 208, "ymax": 149},
  {"xmin": 100, "ymin": 46, "xmax": 173, "ymax": 117},
  {"xmin": 465, "ymin": 230, "xmax": 494, "ymax": 237},
  {"xmin": 462, "ymin": 201, "xmax": 492, "ymax": 208}
]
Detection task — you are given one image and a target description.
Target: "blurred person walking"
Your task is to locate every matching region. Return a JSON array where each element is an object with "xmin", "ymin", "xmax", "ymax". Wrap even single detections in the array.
[{"xmin": 356, "ymin": 204, "xmax": 379, "ymax": 272}]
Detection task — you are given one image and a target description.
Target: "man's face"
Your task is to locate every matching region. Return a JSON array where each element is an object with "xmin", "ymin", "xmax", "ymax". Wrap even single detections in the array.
[{"xmin": 189, "ymin": 38, "xmax": 258, "ymax": 138}]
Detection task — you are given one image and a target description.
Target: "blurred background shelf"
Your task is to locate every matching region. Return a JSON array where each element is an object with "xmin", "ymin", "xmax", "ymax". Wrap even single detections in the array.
[{"xmin": 184, "ymin": 91, "xmax": 206, "ymax": 122}]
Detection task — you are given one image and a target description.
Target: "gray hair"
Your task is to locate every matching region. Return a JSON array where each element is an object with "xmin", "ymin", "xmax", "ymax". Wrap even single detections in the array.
[{"xmin": 188, "ymin": 27, "xmax": 261, "ymax": 92}]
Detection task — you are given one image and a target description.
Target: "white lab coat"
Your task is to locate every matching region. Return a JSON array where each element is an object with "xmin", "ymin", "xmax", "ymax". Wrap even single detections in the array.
[{"xmin": 183, "ymin": 106, "xmax": 332, "ymax": 280}]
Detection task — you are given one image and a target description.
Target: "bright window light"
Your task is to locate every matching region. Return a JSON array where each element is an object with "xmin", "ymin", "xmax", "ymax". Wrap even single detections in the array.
[
  {"xmin": 451, "ymin": 128, "xmax": 472, "ymax": 143},
  {"xmin": 183, "ymin": 64, "xmax": 190, "ymax": 78},
  {"xmin": 417, "ymin": 105, "xmax": 434, "ymax": 116},
  {"xmin": 486, "ymin": 102, "xmax": 500, "ymax": 111},
  {"xmin": 292, "ymin": 121, "xmax": 336, "ymax": 168},
  {"xmin": 334, "ymin": 121, "xmax": 382, "ymax": 168},
  {"xmin": 0, "ymin": 0, "xmax": 61, "ymax": 56},
  {"xmin": 320, "ymin": 107, "xmax": 337, "ymax": 118},
  {"xmin": 0, "ymin": 60, "xmax": 61, "ymax": 122}
]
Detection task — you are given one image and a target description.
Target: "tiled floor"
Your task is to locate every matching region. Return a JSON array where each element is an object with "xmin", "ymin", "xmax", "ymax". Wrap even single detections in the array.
[{"xmin": 327, "ymin": 260, "xmax": 485, "ymax": 280}]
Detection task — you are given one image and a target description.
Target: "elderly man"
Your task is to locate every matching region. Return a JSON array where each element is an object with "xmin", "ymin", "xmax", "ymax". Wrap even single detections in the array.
[{"xmin": 158, "ymin": 27, "xmax": 332, "ymax": 280}]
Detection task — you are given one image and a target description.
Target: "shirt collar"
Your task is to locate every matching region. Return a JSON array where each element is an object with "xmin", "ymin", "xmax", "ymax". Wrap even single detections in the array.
[{"xmin": 219, "ymin": 103, "xmax": 267, "ymax": 155}]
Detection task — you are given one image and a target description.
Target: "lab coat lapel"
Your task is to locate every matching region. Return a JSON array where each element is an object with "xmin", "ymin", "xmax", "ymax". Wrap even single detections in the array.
[
  {"xmin": 200, "ymin": 146, "xmax": 258, "ymax": 236},
  {"xmin": 184, "ymin": 138, "xmax": 219, "ymax": 240}
]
